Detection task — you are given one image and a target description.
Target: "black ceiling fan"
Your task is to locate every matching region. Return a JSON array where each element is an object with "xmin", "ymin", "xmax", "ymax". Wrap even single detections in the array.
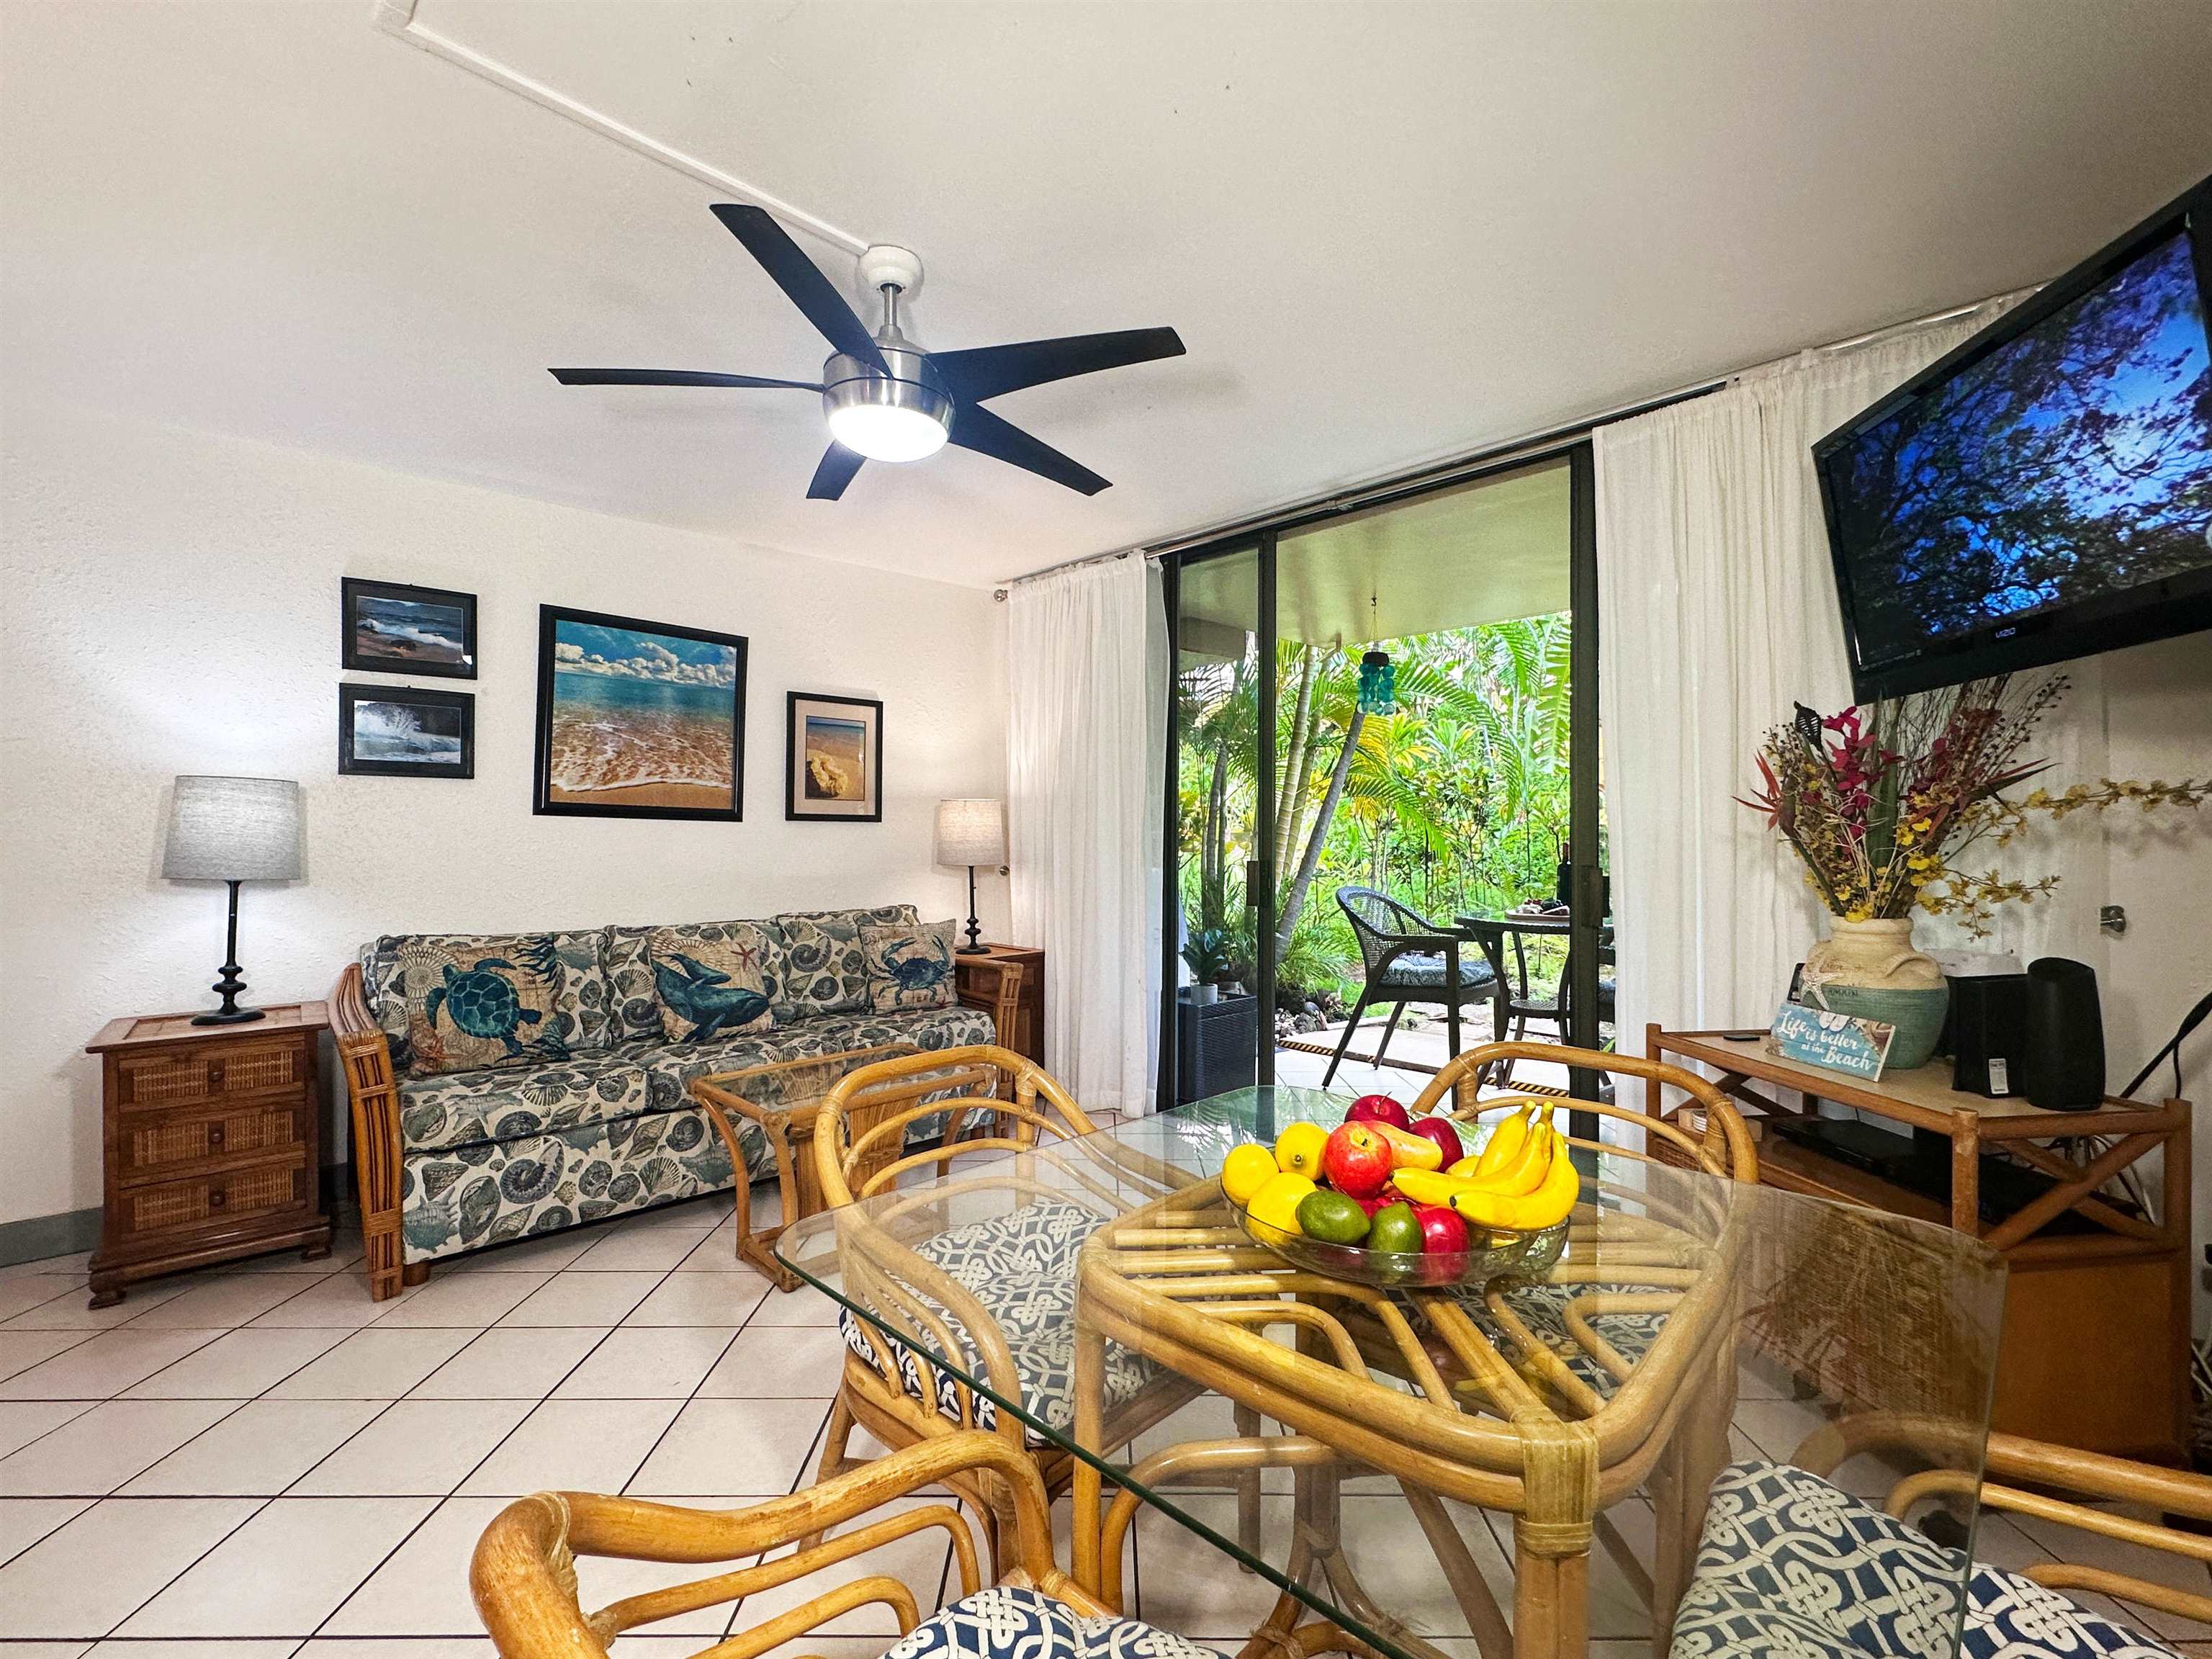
[{"xmin": 551, "ymin": 204, "xmax": 1186, "ymax": 500}]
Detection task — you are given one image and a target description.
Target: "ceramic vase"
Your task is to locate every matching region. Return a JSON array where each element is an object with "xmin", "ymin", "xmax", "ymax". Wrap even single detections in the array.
[{"xmin": 1802, "ymin": 916, "xmax": 1950, "ymax": 1069}]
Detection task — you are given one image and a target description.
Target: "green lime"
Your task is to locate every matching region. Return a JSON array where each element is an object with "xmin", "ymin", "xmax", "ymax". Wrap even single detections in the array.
[
  {"xmin": 1366, "ymin": 1202, "xmax": 1423, "ymax": 1254},
  {"xmin": 1295, "ymin": 1189, "xmax": 1371, "ymax": 1246}
]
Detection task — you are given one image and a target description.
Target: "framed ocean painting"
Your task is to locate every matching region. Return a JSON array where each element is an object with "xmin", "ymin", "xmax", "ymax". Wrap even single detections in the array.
[
  {"xmin": 338, "ymin": 683, "xmax": 475, "ymax": 778},
  {"xmin": 786, "ymin": 692, "xmax": 882, "ymax": 822},
  {"xmin": 341, "ymin": 577, "xmax": 477, "ymax": 678},
  {"xmin": 533, "ymin": 606, "xmax": 747, "ymax": 819}
]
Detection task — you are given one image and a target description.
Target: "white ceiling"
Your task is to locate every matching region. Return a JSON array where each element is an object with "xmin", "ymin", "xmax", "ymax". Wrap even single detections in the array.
[{"xmin": 4, "ymin": 1, "xmax": 2210, "ymax": 590}]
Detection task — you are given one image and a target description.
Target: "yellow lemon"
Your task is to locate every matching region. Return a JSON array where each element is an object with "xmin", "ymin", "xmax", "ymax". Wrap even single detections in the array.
[
  {"xmin": 1246, "ymin": 1170, "xmax": 1317, "ymax": 1234},
  {"xmin": 1273, "ymin": 1121, "xmax": 1328, "ymax": 1179},
  {"xmin": 1221, "ymin": 1142, "xmax": 1280, "ymax": 1207}
]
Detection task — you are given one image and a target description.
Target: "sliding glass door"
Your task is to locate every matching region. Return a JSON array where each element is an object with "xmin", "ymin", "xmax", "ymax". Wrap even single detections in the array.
[
  {"xmin": 1162, "ymin": 539, "xmax": 1274, "ymax": 1103},
  {"xmin": 1159, "ymin": 446, "xmax": 1605, "ymax": 1122}
]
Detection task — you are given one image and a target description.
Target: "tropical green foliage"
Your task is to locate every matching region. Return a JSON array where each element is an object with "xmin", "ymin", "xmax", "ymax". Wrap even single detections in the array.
[{"xmin": 1176, "ymin": 611, "xmax": 1579, "ymax": 1003}]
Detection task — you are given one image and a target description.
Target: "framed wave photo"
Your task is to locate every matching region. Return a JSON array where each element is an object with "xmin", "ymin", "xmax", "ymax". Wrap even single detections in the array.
[
  {"xmin": 338, "ymin": 683, "xmax": 475, "ymax": 778},
  {"xmin": 786, "ymin": 692, "xmax": 883, "ymax": 822},
  {"xmin": 534, "ymin": 606, "xmax": 747, "ymax": 820},
  {"xmin": 341, "ymin": 577, "xmax": 477, "ymax": 678}
]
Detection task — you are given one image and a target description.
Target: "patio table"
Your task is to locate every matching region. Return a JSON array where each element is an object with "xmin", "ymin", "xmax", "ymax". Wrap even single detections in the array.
[{"xmin": 775, "ymin": 1084, "xmax": 2007, "ymax": 1659}]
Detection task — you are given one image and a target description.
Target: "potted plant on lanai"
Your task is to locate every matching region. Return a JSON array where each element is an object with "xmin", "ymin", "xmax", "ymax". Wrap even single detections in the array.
[
  {"xmin": 1741, "ymin": 674, "xmax": 2206, "ymax": 1069},
  {"xmin": 1182, "ymin": 925, "xmax": 1233, "ymax": 1007}
]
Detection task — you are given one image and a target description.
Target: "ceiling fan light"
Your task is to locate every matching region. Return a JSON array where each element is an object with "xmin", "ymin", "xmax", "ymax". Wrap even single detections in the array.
[{"xmin": 827, "ymin": 400, "xmax": 950, "ymax": 463}]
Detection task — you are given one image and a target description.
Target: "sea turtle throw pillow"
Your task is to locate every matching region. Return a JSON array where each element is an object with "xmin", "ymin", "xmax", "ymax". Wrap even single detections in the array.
[
  {"xmin": 859, "ymin": 919, "xmax": 959, "ymax": 1013},
  {"xmin": 644, "ymin": 920, "xmax": 782, "ymax": 1043},
  {"xmin": 392, "ymin": 932, "xmax": 606, "ymax": 1076}
]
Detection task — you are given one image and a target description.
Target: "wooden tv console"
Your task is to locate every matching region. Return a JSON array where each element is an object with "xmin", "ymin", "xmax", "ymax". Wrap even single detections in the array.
[{"xmin": 1645, "ymin": 1024, "xmax": 2193, "ymax": 1461}]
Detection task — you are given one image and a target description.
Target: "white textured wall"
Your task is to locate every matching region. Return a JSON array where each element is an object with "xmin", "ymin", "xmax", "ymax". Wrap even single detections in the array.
[{"xmin": 0, "ymin": 399, "xmax": 1009, "ymax": 1228}]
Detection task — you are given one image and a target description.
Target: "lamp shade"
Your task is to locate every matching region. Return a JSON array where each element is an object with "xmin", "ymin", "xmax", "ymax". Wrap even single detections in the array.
[
  {"xmin": 162, "ymin": 775, "xmax": 302, "ymax": 883},
  {"xmin": 935, "ymin": 798, "xmax": 1005, "ymax": 868}
]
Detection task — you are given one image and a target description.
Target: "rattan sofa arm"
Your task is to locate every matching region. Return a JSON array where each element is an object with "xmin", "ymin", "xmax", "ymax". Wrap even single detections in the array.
[
  {"xmin": 332, "ymin": 962, "xmax": 408, "ymax": 1301},
  {"xmin": 955, "ymin": 959, "xmax": 1026, "ymax": 1051}
]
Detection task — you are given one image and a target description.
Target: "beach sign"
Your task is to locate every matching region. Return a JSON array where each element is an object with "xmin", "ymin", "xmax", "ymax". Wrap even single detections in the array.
[{"xmin": 1770, "ymin": 1000, "xmax": 1896, "ymax": 1081}]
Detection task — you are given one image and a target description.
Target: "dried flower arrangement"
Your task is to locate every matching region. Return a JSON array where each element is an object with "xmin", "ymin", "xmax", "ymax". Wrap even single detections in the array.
[{"xmin": 1740, "ymin": 674, "xmax": 2209, "ymax": 938}]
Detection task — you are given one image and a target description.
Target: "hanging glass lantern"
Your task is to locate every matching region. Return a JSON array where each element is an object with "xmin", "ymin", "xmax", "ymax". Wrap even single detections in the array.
[{"xmin": 1357, "ymin": 648, "xmax": 1396, "ymax": 716}]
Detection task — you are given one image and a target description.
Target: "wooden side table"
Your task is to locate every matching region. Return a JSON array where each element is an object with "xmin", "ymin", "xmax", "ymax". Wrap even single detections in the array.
[
  {"xmin": 1645, "ymin": 1023, "xmax": 2193, "ymax": 1460},
  {"xmin": 955, "ymin": 943, "xmax": 1043, "ymax": 1061},
  {"xmin": 85, "ymin": 1002, "xmax": 333, "ymax": 1307}
]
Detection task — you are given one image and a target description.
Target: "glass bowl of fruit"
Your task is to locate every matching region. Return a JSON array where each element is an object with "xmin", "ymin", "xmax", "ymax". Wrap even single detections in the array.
[{"xmin": 1220, "ymin": 1095, "xmax": 1577, "ymax": 1290}]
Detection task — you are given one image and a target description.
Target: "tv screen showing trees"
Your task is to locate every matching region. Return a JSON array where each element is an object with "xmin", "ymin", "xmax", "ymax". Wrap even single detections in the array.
[{"xmin": 1817, "ymin": 219, "xmax": 2212, "ymax": 693}]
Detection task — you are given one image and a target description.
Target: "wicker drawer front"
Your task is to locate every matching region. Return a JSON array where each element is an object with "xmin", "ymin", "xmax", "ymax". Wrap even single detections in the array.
[
  {"xmin": 117, "ymin": 1040, "xmax": 304, "ymax": 1109},
  {"xmin": 123, "ymin": 1160, "xmax": 306, "ymax": 1238},
  {"xmin": 122, "ymin": 1105, "xmax": 305, "ymax": 1180}
]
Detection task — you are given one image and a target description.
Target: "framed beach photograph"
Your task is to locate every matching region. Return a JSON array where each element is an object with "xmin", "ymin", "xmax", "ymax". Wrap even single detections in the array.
[
  {"xmin": 338, "ymin": 683, "xmax": 475, "ymax": 778},
  {"xmin": 341, "ymin": 577, "xmax": 477, "ymax": 678},
  {"xmin": 786, "ymin": 692, "xmax": 883, "ymax": 822},
  {"xmin": 534, "ymin": 606, "xmax": 747, "ymax": 819}
]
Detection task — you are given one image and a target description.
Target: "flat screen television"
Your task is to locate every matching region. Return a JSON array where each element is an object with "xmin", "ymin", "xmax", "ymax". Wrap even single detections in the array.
[{"xmin": 1815, "ymin": 174, "xmax": 2212, "ymax": 700}]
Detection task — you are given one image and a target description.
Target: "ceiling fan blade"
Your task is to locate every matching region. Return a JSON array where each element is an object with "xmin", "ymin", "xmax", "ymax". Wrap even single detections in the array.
[
  {"xmin": 927, "ymin": 327, "xmax": 1185, "ymax": 404},
  {"xmin": 948, "ymin": 403, "xmax": 1110, "ymax": 495},
  {"xmin": 709, "ymin": 204, "xmax": 887, "ymax": 373},
  {"xmin": 807, "ymin": 442, "xmax": 866, "ymax": 500},
  {"xmin": 550, "ymin": 368, "xmax": 823, "ymax": 390}
]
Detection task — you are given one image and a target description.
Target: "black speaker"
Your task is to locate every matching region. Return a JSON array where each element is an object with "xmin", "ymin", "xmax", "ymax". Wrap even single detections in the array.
[
  {"xmin": 1948, "ymin": 974, "xmax": 2030, "ymax": 1097},
  {"xmin": 2019, "ymin": 957, "xmax": 2105, "ymax": 1111}
]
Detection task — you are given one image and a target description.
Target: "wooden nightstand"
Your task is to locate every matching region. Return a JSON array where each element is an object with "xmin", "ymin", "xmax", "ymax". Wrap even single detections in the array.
[
  {"xmin": 954, "ymin": 943, "xmax": 1043, "ymax": 1062},
  {"xmin": 85, "ymin": 1002, "xmax": 333, "ymax": 1306}
]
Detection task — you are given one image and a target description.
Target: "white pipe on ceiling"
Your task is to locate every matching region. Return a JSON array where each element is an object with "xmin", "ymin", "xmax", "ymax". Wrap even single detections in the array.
[{"xmin": 371, "ymin": 0, "xmax": 871, "ymax": 258}]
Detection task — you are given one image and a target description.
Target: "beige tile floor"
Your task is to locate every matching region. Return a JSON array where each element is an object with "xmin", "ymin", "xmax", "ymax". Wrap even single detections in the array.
[{"xmin": 1, "ymin": 1179, "xmax": 2206, "ymax": 1658}]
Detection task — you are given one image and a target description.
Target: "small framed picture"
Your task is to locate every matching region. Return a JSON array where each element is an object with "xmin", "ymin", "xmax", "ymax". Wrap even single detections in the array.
[
  {"xmin": 786, "ymin": 692, "xmax": 883, "ymax": 822},
  {"xmin": 534, "ymin": 606, "xmax": 747, "ymax": 820},
  {"xmin": 342, "ymin": 578, "xmax": 477, "ymax": 678},
  {"xmin": 339, "ymin": 683, "xmax": 475, "ymax": 778}
]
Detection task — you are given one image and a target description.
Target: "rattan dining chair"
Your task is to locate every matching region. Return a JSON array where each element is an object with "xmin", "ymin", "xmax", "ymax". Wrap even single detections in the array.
[
  {"xmin": 1325, "ymin": 886, "xmax": 1498, "ymax": 1086},
  {"xmin": 806, "ymin": 1043, "xmax": 1218, "ymax": 1573},
  {"xmin": 1664, "ymin": 1416, "xmax": 2212, "ymax": 1656},
  {"xmin": 470, "ymin": 1431, "xmax": 1222, "ymax": 1659}
]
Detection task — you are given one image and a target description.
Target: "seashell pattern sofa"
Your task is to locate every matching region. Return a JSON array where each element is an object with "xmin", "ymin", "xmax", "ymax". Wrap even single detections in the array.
[{"xmin": 331, "ymin": 904, "xmax": 1007, "ymax": 1300}]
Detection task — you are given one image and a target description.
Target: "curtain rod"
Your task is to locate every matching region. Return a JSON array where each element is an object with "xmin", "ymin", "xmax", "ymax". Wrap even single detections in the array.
[{"xmin": 994, "ymin": 279, "xmax": 2039, "ymax": 595}]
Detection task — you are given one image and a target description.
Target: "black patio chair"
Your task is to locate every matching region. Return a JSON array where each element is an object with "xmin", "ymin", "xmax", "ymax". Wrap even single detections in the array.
[
  {"xmin": 1461, "ymin": 918, "xmax": 1617, "ymax": 1089},
  {"xmin": 1323, "ymin": 887, "xmax": 1498, "ymax": 1087}
]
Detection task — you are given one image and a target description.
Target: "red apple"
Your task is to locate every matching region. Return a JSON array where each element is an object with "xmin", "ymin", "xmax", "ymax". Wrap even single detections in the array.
[
  {"xmin": 1404, "ymin": 1115, "xmax": 1465, "ymax": 1169},
  {"xmin": 1346, "ymin": 1094, "xmax": 1411, "ymax": 1130},
  {"xmin": 1415, "ymin": 1204, "xmax": 1470, "ymax": 1256},
  {"xmin": 1321, "ymin": 1122, "xmax": 1393, "ymax": 1200},
  {"xmin": 1354, "ymin": 1187, "xmax": 1405, "ymax": 1218}
]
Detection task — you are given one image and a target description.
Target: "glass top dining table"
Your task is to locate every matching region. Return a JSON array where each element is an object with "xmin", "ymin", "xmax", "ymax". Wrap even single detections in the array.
[{"xmin": 776, "ymin": 1083, "xmax": 2008, "ymax": 1659}]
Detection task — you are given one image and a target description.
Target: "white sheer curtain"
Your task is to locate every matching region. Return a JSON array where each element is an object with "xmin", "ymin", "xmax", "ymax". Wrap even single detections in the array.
[
  {"xmin": 1006, "ymin": 555, "xmax": 1165, "ymax": 1115},
  {"xmin": 1593, "ymin": 302, "xmax": 2031, "ymax": 1048}
]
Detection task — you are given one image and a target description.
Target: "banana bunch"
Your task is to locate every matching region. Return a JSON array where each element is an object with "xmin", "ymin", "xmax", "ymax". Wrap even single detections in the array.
[{"xmin": 1390, "ymin": 1104, "xmax": 1580, "ymax": 1231}]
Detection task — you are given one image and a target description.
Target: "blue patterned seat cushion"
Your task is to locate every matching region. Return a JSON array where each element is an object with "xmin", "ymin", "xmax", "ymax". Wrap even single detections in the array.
[
  {"xmin": 769, "ymin": 1004, "xmax": 997, "ymax": 1066},
  {"xmin": 840, "ymin": 1202, "xmax": 1154, "ymax": 1447},
  {"xmin": 885, "ymin": 1585, "xmax": 1219, "ymax": 1659},
  {"xmin": 1668, "ymin": 1460, "xmax": 2178, "ymax": 1659},
  {"xmin": 398, "ymin": 1053, "xmax": 657, "ymax": 1154},
  {"xmin": 398, "ymin": 1007, "xmax": 994, "ymax": 1155},
  {"xmin": 1377, "ymin": 953, "xmax": 1497, "ymax": 992},
  {"xmin": 397, "ymin": 1103, "xmax": 773, "ymax": 1265},
  {"xmin": 1449, "ymin": 1279, "xmax": 1668, "ymax": 1399}
]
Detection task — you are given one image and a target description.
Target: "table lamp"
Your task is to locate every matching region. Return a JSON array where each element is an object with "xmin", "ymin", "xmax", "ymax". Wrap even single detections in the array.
[
  {"xmin": 935, "ymin": 798, "xmax": 1005, "ymax": 956},
  {"xmin": 163, "ymin": 775, "xmax": 302, "ymax": 1025}
]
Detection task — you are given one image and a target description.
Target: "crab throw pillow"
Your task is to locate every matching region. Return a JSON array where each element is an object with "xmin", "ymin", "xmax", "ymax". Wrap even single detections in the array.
[
  {"xmin": 645, "ymin": 920, "xmax": 782, "ymax": 1043},
  {"xmin": 860, "ymin": 919, "xmax": 960, "ymax": 1013},
  {"xmin": 392, "ymin": 931, "xmax": 606, "ymax": 1077},
  {"xmin": 774, "ymin": 904, "xmax": 920, "ymax": 1020}
]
